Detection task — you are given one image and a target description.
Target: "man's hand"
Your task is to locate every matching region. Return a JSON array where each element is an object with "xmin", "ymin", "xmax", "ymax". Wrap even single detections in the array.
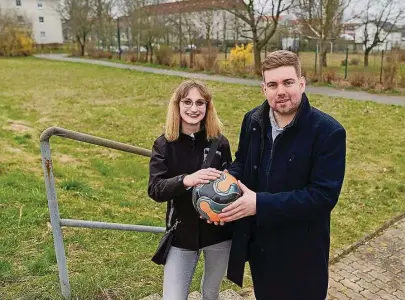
[
  {"xmin": 218, "ymin": 181, "xmax": 256, "ymax": 222},
  {"xmin": 183, "ymin": 168, "xmax": 222, "ymax": 187}
]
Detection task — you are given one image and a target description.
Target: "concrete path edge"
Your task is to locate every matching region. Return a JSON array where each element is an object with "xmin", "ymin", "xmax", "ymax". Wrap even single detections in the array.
[{"xmin": 329, "ymin": 211, "xmax": 405, "ymax": 265}]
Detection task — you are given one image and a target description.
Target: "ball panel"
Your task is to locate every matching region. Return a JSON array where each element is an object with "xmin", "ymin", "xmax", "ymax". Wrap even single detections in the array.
[
  {"xmin": 199, "ymin": 199, "xmax": 221, "ymax": 222},
  {"xmin": 198, "ymin": 184, "xmax": 217, "ymax": 199},
  {"xmin": 217, "ymin": 173, "xmax": 238, "ymax": 193}
]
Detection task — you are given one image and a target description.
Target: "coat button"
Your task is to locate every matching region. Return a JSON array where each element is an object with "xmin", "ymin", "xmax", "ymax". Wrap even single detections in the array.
[
  {"xmin": 254, "ymin": 165, "xmax": 257, "ymax": 170},
  {"xmin": 253, "ymin": 127, "xmax": 256, "ymax": 131}
]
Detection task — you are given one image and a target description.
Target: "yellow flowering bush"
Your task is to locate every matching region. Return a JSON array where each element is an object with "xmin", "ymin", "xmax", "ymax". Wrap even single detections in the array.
[
  {"xmin": 228, "ymin": 43, "xmax": 254, "ymax": 74},
  {"xmin": 0, "ymin": 13, "xmax": 35, "ymax": 56}
]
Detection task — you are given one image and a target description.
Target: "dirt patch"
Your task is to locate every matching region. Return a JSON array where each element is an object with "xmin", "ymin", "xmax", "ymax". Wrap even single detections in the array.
[
  {"xmin": 4, "ymin": 145, "xmax": 23, "ymax": 153},
  {"xmin": 4, "ymin": 120, "xmax": 33, "ymax": 133},
  {"xmin": 2, "ymin": 145, "xmax": 41, "ymax": 166},
  {"xmin": 95, "ymin": 289, "xmax": 120, "ymax": 300},
  {"xmin": 57, "ymin": 154, "xmax": 79, "ymax": 164}
]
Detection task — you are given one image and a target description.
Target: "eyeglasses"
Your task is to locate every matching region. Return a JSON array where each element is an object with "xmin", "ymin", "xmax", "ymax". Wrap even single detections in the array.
[{"xmin": 180, "ymin": 99, "xmax": 207, "ymax": 108}]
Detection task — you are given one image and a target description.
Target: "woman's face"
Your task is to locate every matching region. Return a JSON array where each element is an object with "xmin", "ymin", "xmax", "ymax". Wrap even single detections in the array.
[{"xmin": 179, "ymin": 87, "xmax": 207, "ymax": 128}]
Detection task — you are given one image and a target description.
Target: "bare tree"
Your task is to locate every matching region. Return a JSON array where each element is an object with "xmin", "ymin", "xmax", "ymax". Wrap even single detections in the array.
[
  {"xmin": 142, "ymin": 16, "xmax": 167, "ymax": 62},
  {"xmin": 120, "ymin": 0, "xmax": 167, "ymax": 61},
  {"xmin": 120, "ymin": 0, "xmax": 141, "ymax": 50},
  {"xmin": 181, "ymin": 13, "xmax": 199, "ymax": 47},
  {"xmin": 232, "ymin": 14, "xmax": 245, "ymax": 44},
  {"xmin": 94, "ymin": 0, "xmax": 115, "ymax": 49},
  {"xmin": 218, "ymin": 0, "xmax": 295, "ymax": 75},
  {"xmin": 356, "ymin": 0, "xmax": 405, "ymax": 67},
  {"xmin": 60, "ymin": 0, "xmax": 96, "ymax": 56},
  {"xmin": 297, "ymin": 0, "xmax": 350, "ymax": 75},
  {"xmin": 193, "ymin": 10, "xmax": 220, "ymax": 48},
  {"xmin": 137, "ymin": 1, "xmax": 169, "ymax": 62}
]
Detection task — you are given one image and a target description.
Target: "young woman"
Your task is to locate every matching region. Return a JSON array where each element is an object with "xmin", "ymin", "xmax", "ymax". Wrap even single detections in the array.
[{"xmin": 148, "ymin": 80, "xmax": 232, "ymax": 300}]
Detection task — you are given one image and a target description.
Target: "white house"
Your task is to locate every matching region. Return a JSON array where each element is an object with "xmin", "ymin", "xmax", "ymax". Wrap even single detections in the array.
[
  {"xmin": 343, "ymin": 22, "xmax": 403, "ymax": 51},
  {"xmin": 0, "ymin": 0, "xmax": 63, "ymax": 44}
]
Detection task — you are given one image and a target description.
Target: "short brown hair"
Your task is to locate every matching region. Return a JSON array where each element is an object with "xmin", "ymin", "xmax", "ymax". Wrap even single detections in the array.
[
  {"xmin": 165, "ymin": 80, "xmax": 222, "ymax": 142},
  {"xmin": 262, "ymin": 50, "xmax": 301, "ymax": 78}
]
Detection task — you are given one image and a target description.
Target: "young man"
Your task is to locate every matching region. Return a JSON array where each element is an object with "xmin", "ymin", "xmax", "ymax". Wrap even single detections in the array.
[{"xmin": 218, "ymin": 50, "xmax": 346, "ymax": 299}]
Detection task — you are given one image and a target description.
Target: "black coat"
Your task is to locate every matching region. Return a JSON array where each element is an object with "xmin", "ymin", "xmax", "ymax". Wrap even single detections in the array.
[
  {"xmin": 148, "ymin": 129, "xmax": 233, "ymax": 250},
  {"xmin": 227, "ymin": 94, "xmax": 346, "ymax": 300}
]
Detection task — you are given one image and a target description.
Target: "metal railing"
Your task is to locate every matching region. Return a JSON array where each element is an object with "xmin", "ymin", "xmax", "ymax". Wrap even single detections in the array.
[{"xmin": 40, "ymin": 127, "xmax": 165, "ymax": 299}]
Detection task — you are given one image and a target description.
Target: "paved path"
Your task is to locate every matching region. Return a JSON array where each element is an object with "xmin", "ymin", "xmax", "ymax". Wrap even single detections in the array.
[
  {"xmin": 140, "ymin": 216, "xmax": 405, "ymax": 300},
  {"xmin": 35, "ymin": 54, "xmax": 405, "ymax": 106},
  {"xmin": 140, "ymin": 289, "xmax": 244, "ymax": 300},
  {"xmin": 327, "ymin": 216, "xmax": 405, "ymax": 300}
]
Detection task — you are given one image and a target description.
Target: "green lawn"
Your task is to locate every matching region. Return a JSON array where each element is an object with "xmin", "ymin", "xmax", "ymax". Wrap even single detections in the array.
[{"xmin": 0, "ymin": 57, "xmax": 404, "ymax": 300}]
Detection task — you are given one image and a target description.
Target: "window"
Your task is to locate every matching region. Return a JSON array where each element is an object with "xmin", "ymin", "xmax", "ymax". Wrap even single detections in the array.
[
  {"xmin": 16, "ymin": 0, "xmax": 21, "ymax": 6},
  {"xmin": 40, "ymin": 31, "xmax": 46, "ymax": 39},
  {"xmin": 39, "ymin": 16, "xmax": 44, "ymax": 23},
  {"xmin": 38, "ymin": 1, "xmax": 43, "ymax": 8},
  {"xmin": 17, "ymin": 15, "xmax": 24, "ymax": 23}
]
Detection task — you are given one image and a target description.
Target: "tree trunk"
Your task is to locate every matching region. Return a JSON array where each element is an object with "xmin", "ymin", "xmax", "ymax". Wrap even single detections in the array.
[
  {"xmin": 318, "ymin": 41, "xmax": 323, "ymax": 82},
  {"xmin": 206, "ymin": 29, "xmax": 211, "ymax": 50},
  {"xmin": 253, "ymin": 45, "xmax": 262, "ymax": 75},
  {"xmin": 364, "ymin": 48, "xmax": 370, "ymax": 67},
  {"xmin": 77, "ymin": 35, "xmax": 85, "ymax": 56},
  {"xmin": 190, "ymin": 48, "xmax": 194, "ymax": 68},
  {"xmin": 252, "ymin": 30, "xmax": 261, "ymax": 75},
  {"xmin": 321, "ymin": 50, "xmax": 327, "ymax": 67}
]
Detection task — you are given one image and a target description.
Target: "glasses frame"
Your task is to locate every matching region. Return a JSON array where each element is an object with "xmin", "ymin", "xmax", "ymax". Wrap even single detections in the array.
[{"xmin": 180, "ymin": 99, "xmax": 208, "ymax": 109}]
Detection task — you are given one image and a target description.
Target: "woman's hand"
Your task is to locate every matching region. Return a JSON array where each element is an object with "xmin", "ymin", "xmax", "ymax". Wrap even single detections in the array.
[
  {"xmin": 183, "ymin": 168, "xmax": 222, "ymax": 188},
  {"xmin": 201, "ymin": 215, "xmax": 225, "ymax": 226}
]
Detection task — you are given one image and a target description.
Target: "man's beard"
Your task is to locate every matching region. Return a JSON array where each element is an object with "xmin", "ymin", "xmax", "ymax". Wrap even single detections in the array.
[{"xmin": 273, "ymin": 100, "xmax": 300, "ymax": 116}]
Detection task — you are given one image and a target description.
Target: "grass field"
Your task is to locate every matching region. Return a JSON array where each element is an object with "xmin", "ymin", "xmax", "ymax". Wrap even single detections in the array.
[{"xmin": 0, "ymin": 57, "xmax": 404, "ymax": 299}]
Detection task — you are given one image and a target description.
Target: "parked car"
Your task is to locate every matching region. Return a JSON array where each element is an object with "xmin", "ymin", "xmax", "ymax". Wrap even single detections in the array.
[{"xmin": 185, "ymin": 44, "xmax": 197, "ymax": 52}]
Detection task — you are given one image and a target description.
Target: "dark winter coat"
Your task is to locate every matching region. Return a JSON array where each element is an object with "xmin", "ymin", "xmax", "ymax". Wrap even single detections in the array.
[
  {"xmin": 227, "ymin": 93, "xmax": 346, "ymax": 300},
  {"xmin": 148, "ymin": 129, "xmax": 233, "ymax": 250}
]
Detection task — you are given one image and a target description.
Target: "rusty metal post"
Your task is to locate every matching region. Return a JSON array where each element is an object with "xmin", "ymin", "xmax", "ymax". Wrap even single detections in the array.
[
  {"xmin": 40, "ymin": 140, "xmax": 71, "ymax": 299},
  {"xmin": 39, "ymin": 127, "xmax": 164, "ymax": 299},
  {"xmin": 39, "ymin": 127, "xmax": 152, "ymax": 157}
]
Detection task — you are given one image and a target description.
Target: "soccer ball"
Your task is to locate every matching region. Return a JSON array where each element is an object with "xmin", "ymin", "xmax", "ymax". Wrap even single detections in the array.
[{"xmin": 192, "ymin": 173, "xmax": 241, "ymax": 222}]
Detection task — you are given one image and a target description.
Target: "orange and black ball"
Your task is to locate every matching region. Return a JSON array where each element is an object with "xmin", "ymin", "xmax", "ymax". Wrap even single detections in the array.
[{"xmin": 192, "ymin": 173, "xmax": 241, "ymax": 222}]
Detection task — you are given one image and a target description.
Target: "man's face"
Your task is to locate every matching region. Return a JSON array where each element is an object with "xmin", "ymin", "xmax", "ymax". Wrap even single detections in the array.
[{"xmin": 262, "ymin": 66, "xmax": 305, "ymax": 116}]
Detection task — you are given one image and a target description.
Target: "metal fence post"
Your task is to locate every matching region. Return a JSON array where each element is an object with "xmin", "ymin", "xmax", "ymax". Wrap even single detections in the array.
[
  {"xmin": 344, "ymin": 47, "xmax": 349, "ymax": 80},
  {"xmin": 315, "ymin": 43, "xmax": 318, "ymax": 76},
  {"xmin": 380, "ymin": 50, "xmax": 385, "ymax": 84},
  {"xmin": 40, "ymin": 140, "xmax": 71, "ymax": 299}
]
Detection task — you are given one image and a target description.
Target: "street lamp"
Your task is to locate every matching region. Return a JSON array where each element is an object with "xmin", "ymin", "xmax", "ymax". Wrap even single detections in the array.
[{"xmin": 116, "ymin": 17, "xmax": 121, "ymax": 60}]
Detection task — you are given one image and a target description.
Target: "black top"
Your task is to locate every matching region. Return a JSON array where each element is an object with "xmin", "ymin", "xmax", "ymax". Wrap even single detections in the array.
[{"xmin": 148, "ymin": 129, "xmax": 233, "ymax": 250}]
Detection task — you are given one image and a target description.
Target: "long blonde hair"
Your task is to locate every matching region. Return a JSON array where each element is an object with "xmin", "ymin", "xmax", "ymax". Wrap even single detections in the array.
[{"xmin": 165, "ymin": 80, "xmax": 223, "ymax": 142}]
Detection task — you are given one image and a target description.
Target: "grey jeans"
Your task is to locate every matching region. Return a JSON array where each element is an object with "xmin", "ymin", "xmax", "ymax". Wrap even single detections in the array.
[{"xmin": 163, "ymin": 240, "xmax": 232, "ymax": 300}]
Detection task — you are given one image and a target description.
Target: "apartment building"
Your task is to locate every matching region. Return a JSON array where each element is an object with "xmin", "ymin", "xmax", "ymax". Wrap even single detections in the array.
[{"xmin": 0, "ymin": 0, "xmax": 63, "ymax": 44}]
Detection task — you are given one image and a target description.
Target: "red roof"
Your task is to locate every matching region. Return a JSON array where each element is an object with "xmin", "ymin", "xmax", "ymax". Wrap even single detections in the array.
[{"xmin": 144, "ymin": 0, "xmax": 244, "ymax": 15}]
